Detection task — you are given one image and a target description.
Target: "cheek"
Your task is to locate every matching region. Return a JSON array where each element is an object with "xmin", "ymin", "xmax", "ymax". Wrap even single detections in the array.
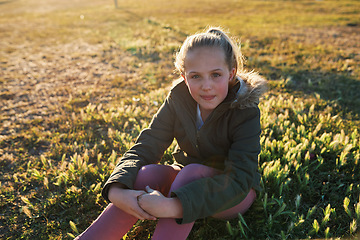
[
  {"xmin": 185, "ymin": 82, "xmax": 197, "ymax": 97},
  {"xmin": 221, "ymin": 82, "xmax": 230, "ymax": 94},
  {"xmin": 186, "ymin": 80, "xmax": 199, "ymax": 91},
  {"xmin": 223, "ymin": 88, "xmax": 229, "ymax": 97},
  {"xmin": 189, "ymin": 86, "xmax": 200, "ymax": 99}
]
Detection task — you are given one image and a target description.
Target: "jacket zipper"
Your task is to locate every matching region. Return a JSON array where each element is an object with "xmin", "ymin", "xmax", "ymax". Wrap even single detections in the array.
[{"xmin": 195, "ymin": 130, "xmax": 200, "ymax": 151}]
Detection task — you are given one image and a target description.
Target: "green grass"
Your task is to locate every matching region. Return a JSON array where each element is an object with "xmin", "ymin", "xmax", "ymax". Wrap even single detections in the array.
[{"xmin": 1, "ymin": 0, "xmax": 360, "ymax": 239}]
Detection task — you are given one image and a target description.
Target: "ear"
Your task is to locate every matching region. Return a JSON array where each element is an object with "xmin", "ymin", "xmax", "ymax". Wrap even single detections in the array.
[{"xmin": 229, "ymin": 68, "xmax": 236, "ymax": 81}]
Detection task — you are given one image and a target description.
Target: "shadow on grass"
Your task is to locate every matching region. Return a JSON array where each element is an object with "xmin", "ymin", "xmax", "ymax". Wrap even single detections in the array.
[
  {"xmin": 260, "ymin": 63, "xmax": 360, "ymax": 120},
  {"xmin": 288, "ymin": 71, "xmax": 359, "ymax": 113}
]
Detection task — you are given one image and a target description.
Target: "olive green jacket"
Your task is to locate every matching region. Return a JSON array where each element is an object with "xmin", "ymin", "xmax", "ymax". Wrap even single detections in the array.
[{"xmin": 102, "ymin": 72, "xmax": 267, "ymax": 224}]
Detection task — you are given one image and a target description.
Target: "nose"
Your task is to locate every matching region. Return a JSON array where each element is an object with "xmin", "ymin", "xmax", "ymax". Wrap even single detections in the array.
[{"xmin": 201, "ymin": 77, "xmax": 212, "ymax": 91}]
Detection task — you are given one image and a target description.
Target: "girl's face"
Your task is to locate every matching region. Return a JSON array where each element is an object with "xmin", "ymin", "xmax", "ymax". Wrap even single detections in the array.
[{"xmin": 182, "ymin": 46, "xmax": 235, "ymax": 120}]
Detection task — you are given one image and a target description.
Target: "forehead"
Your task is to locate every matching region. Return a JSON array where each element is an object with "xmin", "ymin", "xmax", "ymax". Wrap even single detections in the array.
[{"xmin": 184, "ymin": 46, "xmax": 227, "ymax": 72}]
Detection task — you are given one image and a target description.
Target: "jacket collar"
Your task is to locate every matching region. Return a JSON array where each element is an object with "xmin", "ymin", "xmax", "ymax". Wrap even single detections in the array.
[{"xmin": 230, "ymin": 72, "xmax": 268, "ymax": 109}]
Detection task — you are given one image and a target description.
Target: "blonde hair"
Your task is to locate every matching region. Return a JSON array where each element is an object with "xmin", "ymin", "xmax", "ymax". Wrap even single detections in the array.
[{"xmin": 174, "ymin": 27, "xmax": 244, "ymax": 82}]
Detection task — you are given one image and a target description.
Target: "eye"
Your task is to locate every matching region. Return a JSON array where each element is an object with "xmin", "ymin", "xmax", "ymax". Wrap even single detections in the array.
[
  {"xmin": 212, "ymin": 73, "xmax": 221, "ymax": 77},
  {"xmin": 191, "ymin": 74, "xmax": 200, "ymax": 79}
]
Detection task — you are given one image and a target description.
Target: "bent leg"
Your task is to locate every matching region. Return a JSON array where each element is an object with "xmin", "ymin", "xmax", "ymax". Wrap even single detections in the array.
[
  {"xmin": 212, "ymin": 189, "xmax": 256, "ymax": 220},
  {"xmin": 152, "ymin": 164, "xmax": 221, "ymax": 240},
  {"xmin": 75, "ymin": 164, "xmax": 180, "ymax": 240},
  {"xmin": 74, "ymin": 203, "xmax": 138, "ymax": 240},
  {"xmin": 133, "ymin": 164, "xmax": 181, "ymax": 193}
]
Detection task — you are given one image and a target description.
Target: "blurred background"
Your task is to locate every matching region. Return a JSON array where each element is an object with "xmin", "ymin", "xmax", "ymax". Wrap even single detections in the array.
[{"xmin": 1, "ymin": 0, "xmax": 359, "ymax": 239}]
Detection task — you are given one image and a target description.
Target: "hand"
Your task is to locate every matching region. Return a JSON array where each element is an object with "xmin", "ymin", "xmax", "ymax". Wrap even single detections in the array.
[
  {"xmin": 138, "ymin": 186, "xmax": 183, "ymax": 218},
  {"xmin": 108, "ymin": 183, "xmax": 157, "ymax": 220}
]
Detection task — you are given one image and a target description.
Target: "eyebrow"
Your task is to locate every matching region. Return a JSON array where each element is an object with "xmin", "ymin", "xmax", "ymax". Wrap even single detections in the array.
[{"xmin": 187, "ymin": 68, "xmax": 223, "ymax": 74}]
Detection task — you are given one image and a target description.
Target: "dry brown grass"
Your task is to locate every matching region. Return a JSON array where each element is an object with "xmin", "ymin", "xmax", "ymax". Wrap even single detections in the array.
[{"xmin": 1, "ymin": 0, "xmax": 360, "ymax": 239}]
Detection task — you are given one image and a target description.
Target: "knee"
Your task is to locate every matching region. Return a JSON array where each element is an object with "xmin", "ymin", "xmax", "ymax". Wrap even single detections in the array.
[
  {"xmin": 181, "ymin": 163, "xmax": 220, "ymax": 177},
  {"xmin": 170, "ymin": 164, "xmax": 220, "ymax": 191},
  {"xmin": 181, "ymin": 163, "xmax": 205, "ymax": 174},
  {"xmin": 138, "ymin": 164, "xmax": 159, "ymax": 175},
  {"xmin": 137, "ymin": 164, "xmax": 177, "ymax": 179},
  {"xmin": 134, "ymin": 164, "xmax": 160, "ymax": 189},
  {"xmin": 134, "ymin": 164, "xmax": 179, "ymax": 192}
]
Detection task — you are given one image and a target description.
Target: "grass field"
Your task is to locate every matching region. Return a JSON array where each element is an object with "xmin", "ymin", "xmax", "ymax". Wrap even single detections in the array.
[{"xmin": 1, "ymin": 0, "xmax": 360, "ymax": 239}]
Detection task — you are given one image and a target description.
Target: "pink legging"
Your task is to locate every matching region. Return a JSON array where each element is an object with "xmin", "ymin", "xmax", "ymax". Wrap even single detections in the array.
[{"xmin": 75, "ymin": 163, "xmax": 256, "ymax": 240}]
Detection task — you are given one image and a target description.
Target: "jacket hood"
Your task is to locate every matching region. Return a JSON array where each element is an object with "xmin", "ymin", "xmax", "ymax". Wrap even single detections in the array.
[{"xmin": 231, "ymin": 71, "xmax": 268, "ymax": 109}]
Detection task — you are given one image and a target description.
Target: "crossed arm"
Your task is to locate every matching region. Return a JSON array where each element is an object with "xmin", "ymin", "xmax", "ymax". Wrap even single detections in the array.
[{"xmin": 108, "ymin": 183, "xmax": 183, "ymax": 220}]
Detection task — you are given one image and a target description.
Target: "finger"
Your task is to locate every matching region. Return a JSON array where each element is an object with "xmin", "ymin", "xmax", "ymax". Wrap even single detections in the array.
[
  {"xmin": 145, "ymin": 185, "xmax": 153, "ymax": 193},
  {"xmin": 128, "ymin": 204, "xmax": 151, "ymax": 220},
  {"xmin": 136, "ymin": 193, "xmax": 157, "ymax": 220},
  {"xmin": 135, "ymin": 205, "xmax": 157, "ymax": 220},
  {"xmin": 136, "ymin": 190, "xmax": 147, "ymax": 196}
]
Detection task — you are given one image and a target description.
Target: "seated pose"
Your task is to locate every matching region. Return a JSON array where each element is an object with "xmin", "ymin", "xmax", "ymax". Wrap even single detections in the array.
[{"xmin": 76, "ymin": 26, "xmax": 267, "ymax": 240}]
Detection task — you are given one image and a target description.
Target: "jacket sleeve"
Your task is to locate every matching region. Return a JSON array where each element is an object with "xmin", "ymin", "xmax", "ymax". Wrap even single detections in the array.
[
  {"xmin": 102, "ymin": 94, "xmax": 175, "ymax": 202},
  {"xmin": 172, "ymin": 107, "xmax": 261, "ymax": 224}
]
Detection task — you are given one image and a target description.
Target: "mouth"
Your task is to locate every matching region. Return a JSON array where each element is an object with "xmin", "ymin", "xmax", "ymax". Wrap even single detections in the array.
[{"xmin": 201, "ymin": 95, "xmax": 216, "ymax": 101}]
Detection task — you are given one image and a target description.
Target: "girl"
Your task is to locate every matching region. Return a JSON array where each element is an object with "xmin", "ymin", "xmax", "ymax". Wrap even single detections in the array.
[{"xmin": 76, "ymin": 27, "xmax": 267, "ymax": 240}]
